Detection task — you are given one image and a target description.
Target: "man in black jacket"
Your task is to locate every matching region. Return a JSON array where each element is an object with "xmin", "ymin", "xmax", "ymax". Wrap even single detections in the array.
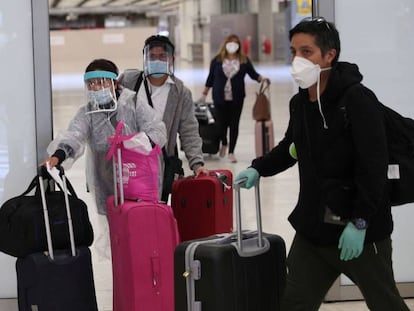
[{"xmin": 235, "ymin": 17, "xmax": 409, "ymax": 310}]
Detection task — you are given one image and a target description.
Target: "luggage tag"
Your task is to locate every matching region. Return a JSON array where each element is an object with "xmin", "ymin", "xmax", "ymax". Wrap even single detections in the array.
[
  {"xmin": 214, "ymin": 172, "xmax": 231, "ymax": 192},
  {"xmin": 46, "ymin": 162, "xmax": 64, "ymax": 190}
]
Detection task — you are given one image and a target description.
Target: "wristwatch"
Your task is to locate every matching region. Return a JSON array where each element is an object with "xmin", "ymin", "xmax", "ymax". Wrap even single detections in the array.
[{"xmin": 351, "ymin": 218, "xmax": 368, "ymax": 230}]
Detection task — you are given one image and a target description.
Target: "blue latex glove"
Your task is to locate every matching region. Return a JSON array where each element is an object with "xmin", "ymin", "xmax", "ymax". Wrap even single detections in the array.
[
  {"xmin": 338, "ymin": 222, "xmax": 366, "ymax": 261},
  {"xmin": 234, "ymin": 168, "xmax": 259, "ymax": 189}
]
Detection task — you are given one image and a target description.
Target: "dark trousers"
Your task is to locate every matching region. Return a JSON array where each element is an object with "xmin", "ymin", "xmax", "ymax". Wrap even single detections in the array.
[
  {"xmin": 281, "ymin": 234, "xmax": 409, "ymax": 311},
  {"xmin": 215, "ymin": 101, "xmax": 243, "ymax": 154}
]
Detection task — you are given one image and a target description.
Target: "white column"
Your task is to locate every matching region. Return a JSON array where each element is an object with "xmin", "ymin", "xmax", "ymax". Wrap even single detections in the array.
[
  {"xmin": 177, "ymin": 0, "xmax": 221, "ymax": 61},
  {"xmin": 0, "ymin": 0, "xmax": 52, "ymax": 297},
  {"xmin": 318, "ymin": 0, "xmax": 414, "ymax": 300},
  {"xmin": 257, "ymin": 0, "xmax": 274, "ymax": 61}
]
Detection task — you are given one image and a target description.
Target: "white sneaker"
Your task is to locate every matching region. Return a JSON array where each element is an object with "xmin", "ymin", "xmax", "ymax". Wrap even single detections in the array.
[
  {"xmin": 228, "ymin": 153, "xmax": 237, "ymax": 163},
  {"xmin": 219, "ymin": 145, "xmax": 227, "ymax": 157}
]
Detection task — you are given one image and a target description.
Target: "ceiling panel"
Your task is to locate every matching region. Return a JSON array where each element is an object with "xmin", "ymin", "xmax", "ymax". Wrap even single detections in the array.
[
  {"xmin": 49, "ymin": 0, "xmax": 179, "ymax": 16},
  {"xmin": 56, "ymin": 0, "xmax": 85, "ymax": 9},
  {"xmin": 81, "ymin": 0, "xmax": 111, "ymax": 7},
  {"xmin": 107, "ymin": 0, "xmax": 137, "ymax": 6}
]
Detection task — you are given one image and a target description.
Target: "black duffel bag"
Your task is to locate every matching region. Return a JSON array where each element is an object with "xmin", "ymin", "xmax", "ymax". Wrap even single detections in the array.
[{"xmin": 0, "ymin": 167, "xmax": 94, "ymax": 258}]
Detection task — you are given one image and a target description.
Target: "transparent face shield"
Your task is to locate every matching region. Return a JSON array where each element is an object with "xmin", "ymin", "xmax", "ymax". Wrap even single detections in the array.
[
  {"xmin": 84, "ymin": 70, "xmax": 118, "ymax": 114},
  {"xmin": 143, "ymin": 44, "xmax": 174, "ymax": 78}
]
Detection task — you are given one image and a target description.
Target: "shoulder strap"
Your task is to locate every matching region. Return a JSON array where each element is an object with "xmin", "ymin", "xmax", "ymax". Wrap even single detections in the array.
[
  {"xmin": 21, "ymin": 167, "xmax": 79, "ymax": 198},
  {"xmin": 134, "ymin": 71, "xmax": 154, "ymax": 108},
  {"xmin": 259, "ymin": 80, "xmax": 270, "ymax": 94},
  {"xmin": 133, "ymin": 71, "xmax": 144, "ymax": 93},
  {"xmin": 132, "ymin": 71, "xmax": 145, "ymax": 110},
  {"xmin": 143, "ymin": 79, "xmax": 154, "ymax": 108}
]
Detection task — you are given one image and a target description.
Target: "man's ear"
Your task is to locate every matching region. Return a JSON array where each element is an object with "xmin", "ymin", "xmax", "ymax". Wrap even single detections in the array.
[{"xmin": 325, "ymin": 49, "xmax": 337, "ymax": 65}]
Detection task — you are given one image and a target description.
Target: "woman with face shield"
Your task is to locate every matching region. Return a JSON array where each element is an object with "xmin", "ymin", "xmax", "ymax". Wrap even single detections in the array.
[
  {"xmin": 42, "ymin": 58, "xmax": 167, "ymax": 217},
  {"xmin": 84, "ymin": 70, "xmax": 118, "ymax": 114}
]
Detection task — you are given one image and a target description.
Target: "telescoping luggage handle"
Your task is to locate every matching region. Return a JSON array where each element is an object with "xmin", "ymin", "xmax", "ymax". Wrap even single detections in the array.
[
  {"xmin": 38, "ymin": 166, "xmax": 77, "ymax": 260},
  {"xmin": 111, "ymin": 146, "xmax": 125, "ymax": 207},
  {"xmin": 232, "ymin": 178, "xmax": 270, "ymax": 257},
  {"xmin": 109, "ymin": 121, "xmax": 126, "ymax": 207},
  {"xmin": 183, "ymin": 179, "xmax": 270, "ymax": 311}
]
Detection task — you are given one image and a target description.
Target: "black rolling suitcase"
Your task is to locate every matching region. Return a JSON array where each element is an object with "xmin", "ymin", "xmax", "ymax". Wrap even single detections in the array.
[
  {"xmin": 174, "ymin": 178, "xmax": 286, "ymax": 311},
  {"xmin": 195, "ymin": 102, "xmax": 221, "ymax": 155},
  {"xmin": 16, "ymin": 168, "xmax": 98, "ymax": 311}
]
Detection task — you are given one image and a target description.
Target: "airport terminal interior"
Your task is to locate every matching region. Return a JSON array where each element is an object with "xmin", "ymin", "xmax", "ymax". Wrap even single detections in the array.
[
  {"xmin": 1, "ymin": 60, "xmax": 414, "ymax": 310},
  {"xmin": 1, "ymin": 0, "xmax": 414, "ymax": 310}
]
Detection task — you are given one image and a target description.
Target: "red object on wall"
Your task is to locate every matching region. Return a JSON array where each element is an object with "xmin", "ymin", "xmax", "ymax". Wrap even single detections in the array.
[
  {"xmin": 243, "ymin": 35, "xmax": 252, "ymax": 56},
  {"xmin": 262, "ymin": 38, "xmax": 272, "ymax": 55}
]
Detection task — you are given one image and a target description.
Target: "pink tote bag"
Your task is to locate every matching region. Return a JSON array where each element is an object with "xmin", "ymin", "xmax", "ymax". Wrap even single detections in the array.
[{"xmin": 106, "ymin": 120, "xmax": 161, "ymax": 202}]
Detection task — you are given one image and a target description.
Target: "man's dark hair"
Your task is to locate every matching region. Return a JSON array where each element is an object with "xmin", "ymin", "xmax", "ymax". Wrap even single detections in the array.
[
  {"xmin": 144, "ymin": 35, "xmax": 175, "ymax": 56},
  {"xmin": 85, "ymin": 58, "xmax": 118, "ymax": 75},
  {"xmin": 289, "ymin": 17, "xmax": 341, "ymax": 65}
]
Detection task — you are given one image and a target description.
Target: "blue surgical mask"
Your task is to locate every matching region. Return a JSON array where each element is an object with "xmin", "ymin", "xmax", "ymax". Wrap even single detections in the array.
[
  {"xmin": 88, "ymin": 88, "xmax": 113, "ymax": 105},
  {"xmin": 148, "ymin": 60, "xmax": 168, "ymax": 78},
  {"xmin": 86, "ymin": 87, "xmax": 117, "ymax": 113}
]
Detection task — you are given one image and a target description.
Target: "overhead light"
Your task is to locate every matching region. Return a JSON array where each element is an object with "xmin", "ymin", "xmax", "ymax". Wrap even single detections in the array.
[
  {"xmin": 160, "ymin": 0, "xmax": 179, "ymax": 6},
  {"xmin": 108, "ymin": 0, "xmax": 136, "ymax": 6},
  {"xmin": 57, "ymin": 0, "xmax": 84, "ymax": 9},
  {"xmin": 82, "ymin": 0, "xmax": 109, "ymax": 7},
  {"xmin": 138, "ymin": 0, "xmax": 159, "ymax": 5}
]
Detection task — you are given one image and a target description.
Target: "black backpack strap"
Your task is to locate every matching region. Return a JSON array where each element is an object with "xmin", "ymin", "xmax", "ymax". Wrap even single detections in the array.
[
  {"xmin": 133, "ymin": 71, "xmax": 145, "ymax": 110},
  {"xmin": 143, "ymin": 78, "xmax": 154, "ymax": 108},
  {"xmin": 133, "ymin": 71, "xmax": 155, "ymax": 109},
  {"xmin": 133, "ymin": 71, "xmax": 144, "ymax": 93}
]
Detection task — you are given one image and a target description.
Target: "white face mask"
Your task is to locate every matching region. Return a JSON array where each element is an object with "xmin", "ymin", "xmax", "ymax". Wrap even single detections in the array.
[
  {"xmin": 225, "ymin": 42, "xmax": 239, "ymax": 54},
  {"xmin": 290, "ymin": 56, "xmax": 330, "ymax": 89},
  {"xmin": 290, "ymin": 56, "xmax": 331, "ymax": 129}
]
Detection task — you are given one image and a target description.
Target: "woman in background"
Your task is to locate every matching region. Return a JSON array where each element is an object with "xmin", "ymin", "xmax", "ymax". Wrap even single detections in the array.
[{"xmin": 199, "ymin": 34, "xmax": 269, "ymax": 163}]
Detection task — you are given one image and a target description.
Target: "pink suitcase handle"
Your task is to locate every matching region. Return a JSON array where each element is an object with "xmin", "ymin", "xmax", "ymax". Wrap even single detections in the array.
[{"xmin": 106, "ymin": 120, "xmax": 136, "ymax": 161}]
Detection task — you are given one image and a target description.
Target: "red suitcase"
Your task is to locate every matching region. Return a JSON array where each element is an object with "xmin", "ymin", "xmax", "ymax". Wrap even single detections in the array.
[
  {"xmin": 107, "ymin": 146, "xmax": 180, "ymax": 311},
  {"xmin": 171, "ymin": 169, "xmax": 233, "ymax": 242},
  {"xmin": 255, "ymin": 120, "xmax": 275, "ymax": 157}
]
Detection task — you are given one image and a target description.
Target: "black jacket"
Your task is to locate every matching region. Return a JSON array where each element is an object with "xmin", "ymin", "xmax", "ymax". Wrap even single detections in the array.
[
  {"xmin": 205, "ymin": 57, "xmax": 260, "ymax": 105},
  {"xmin": 251, "ymin": 62, "xmax": 393, "ymax": 246}
]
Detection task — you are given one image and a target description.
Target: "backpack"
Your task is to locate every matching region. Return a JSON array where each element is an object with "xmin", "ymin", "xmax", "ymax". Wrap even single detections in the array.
[
  {"xmin": 381, "ymin": 104, "xmax": 414, "ymax": 206},
  {"xmin": 343, "ymin": 86, "xmax": 414, "ymax": 206}
]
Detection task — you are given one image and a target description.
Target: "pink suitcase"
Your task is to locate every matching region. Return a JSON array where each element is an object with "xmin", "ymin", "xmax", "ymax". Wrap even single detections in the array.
[
  {"xmin": 255, "ymin": 120, "xmax": 275, "ymax": 157},
  {"xmin": 171, "ymin": 169, "xmax": 233, "ymax": 242},
  {"xmin": 107, "ymin": 146, "xmax": 179, "ymax": 311}
]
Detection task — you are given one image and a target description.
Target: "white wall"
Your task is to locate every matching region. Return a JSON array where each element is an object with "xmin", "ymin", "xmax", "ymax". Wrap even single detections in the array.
[
  {"xmin": 50, "ymin": 26, "xmax": 156, "ymax": 74},
  {"xmin": 335, "ymin": 0, "xmax": 414, "ymax": 286}
]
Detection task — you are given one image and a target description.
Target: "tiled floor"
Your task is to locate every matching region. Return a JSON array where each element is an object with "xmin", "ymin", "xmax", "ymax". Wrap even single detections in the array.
[{"xmin": 1, "ymin": 60, "xmax": 413, "ymax": 310}]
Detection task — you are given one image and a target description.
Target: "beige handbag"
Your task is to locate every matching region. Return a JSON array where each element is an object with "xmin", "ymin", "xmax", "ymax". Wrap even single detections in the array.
[{"xmin": 252, "ymin": 80, "xmax": 271, "ymax": 121}]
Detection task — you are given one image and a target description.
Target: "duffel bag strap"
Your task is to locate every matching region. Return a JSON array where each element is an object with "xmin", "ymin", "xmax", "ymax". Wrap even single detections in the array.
[{"xmin": 20, "ymin": 166, "xmax": 79, "ymax": 199}]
